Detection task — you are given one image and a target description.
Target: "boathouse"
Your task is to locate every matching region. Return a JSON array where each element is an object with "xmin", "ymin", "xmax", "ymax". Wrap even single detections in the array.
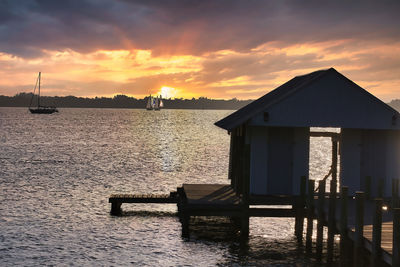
[{"xmin": 215, "ymin": 68, "xmax": 400, "ymax": 198}]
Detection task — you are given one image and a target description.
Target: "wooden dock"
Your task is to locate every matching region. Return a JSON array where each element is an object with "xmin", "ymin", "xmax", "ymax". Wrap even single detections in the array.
[
  {"xmin": 109, "ymin": 192, "xmax": 178, "ymax": 215},
  {"xmin": 302, "ymin": 178, "xmax": 400, "ymax": 266},
  {"xmin": 109, "ymin": 179, "xmax": 400, "ymax": 266}
]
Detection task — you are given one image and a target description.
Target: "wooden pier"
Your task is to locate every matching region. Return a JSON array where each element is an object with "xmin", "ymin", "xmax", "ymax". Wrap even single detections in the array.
[
  {"xmin": 301, "ymin": 178, "xmax": 400, "ymax": 266},
  {"xmin": 109, "ymin": 178, "xmax": 400, "ymax": 266},
  {"xmin": 109, "ymin": 192, "xmax": 178, "ymax": 215}
]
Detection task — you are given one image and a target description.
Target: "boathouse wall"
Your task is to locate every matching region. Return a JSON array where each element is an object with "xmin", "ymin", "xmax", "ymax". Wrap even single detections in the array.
[
  {"xmin": 341, "ymin": 129, "xmax": 400, "ymax": 197},
  {"xmin": 248, "ymin": 126, "xmax": 309, "ymax": 196}
]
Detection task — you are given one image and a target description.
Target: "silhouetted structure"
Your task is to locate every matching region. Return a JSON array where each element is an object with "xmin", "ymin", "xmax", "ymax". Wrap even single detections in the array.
[
  {"xmin": 29, "ymin": 72, "xmax": 58, "ymax": 114},
  {"xmin": 216, "ymin": 67, "xmax": 400, "ymax": 198}
]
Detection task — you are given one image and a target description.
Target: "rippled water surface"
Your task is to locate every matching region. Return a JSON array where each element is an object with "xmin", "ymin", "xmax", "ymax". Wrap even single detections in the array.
[{"xmin": 0, "ymin": 107, "xmax": 336, "ymax": 266}]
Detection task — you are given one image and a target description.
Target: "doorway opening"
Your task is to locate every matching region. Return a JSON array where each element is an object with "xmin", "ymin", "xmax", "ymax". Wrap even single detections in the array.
[{"xmin": 309, "ymin": 127, "xmax": 341, "ymax": 192}]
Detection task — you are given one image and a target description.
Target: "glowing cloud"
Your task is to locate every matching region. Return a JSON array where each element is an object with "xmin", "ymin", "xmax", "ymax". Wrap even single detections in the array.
[{"xmin": 0, "ymin": 1, "xmax": 400, "ymax": 101}]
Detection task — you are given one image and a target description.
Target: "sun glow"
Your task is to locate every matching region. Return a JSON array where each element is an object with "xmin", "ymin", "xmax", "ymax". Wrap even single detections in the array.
[{"xmin": 159, "ymin": 86, "xmax": 180, "ymax": 99}]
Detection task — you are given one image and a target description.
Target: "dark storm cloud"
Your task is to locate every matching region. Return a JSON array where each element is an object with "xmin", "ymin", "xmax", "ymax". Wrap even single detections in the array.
[{"xmin": 1, "ymin": 0, "xmax": 400, "ymax": 58}]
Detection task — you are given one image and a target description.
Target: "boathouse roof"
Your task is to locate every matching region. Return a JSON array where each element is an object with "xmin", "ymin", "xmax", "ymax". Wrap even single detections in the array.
[{"xmin": 215, "ymin": 68, "xmax": 400, "ymax": 131}]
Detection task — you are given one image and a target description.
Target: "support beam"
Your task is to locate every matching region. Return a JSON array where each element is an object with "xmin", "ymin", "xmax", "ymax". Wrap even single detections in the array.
[
  {"xmin": 393, "ymin": 208, "xmax": 400, "ymax": 267},
  {"xmin": 339, "ymin": 186, "xmax": 349, "ymax": 267},
  {"xmin": 371, "ymin": 198, "xmax": 383, "ymax": 267},
  {"xmin": 110, "ymin": 202, "xmax": 122, "ymax": 216},
  {"xmin": 306, "ymin": 179, "xmax": 315, "ymax": 253},
  {"xmin": 295, "ymin": 176, "xmax": 307, "ymax": 243},
  {"xmin": 327, "ymin": 140, "xmax": 338, "ymax": 263},
  {"xmin": 316, "ymin": 179, "xmax": 325, "ymax": 261},
  {"xmin": 327, "ymin": 178, "xmax": 337, "ymax": 263},
  {"xmin": 393, "ymin": 179, "xmax": 399, "ymax": 208},
  {"xmin": 354, "ymin": 192, "xmax": 365, "ymax": 267}
]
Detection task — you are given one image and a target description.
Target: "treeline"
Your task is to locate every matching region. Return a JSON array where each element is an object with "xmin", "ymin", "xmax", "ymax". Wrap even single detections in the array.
[
  {"xmin": 0, "ymin": 93, "xmax": 253, "ymax": 110},
  {"xmin": 389, "ymin": 99, "xmax": 400, "ymax": 112}
]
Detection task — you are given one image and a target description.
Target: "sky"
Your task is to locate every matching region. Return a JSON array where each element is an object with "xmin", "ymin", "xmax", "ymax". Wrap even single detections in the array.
[{"xmin": 1, "ymin": 0, "xmax": 400, "ymax": 101}]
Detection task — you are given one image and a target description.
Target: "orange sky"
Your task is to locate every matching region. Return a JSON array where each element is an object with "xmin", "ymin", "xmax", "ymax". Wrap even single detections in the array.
[{"xmin": 1, "ymin": 1, "xmax": 400, "ymax": 102}]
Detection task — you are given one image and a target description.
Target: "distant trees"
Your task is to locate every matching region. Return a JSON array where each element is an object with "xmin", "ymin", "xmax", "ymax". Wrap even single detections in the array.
[
  {"xmin": 0, "ymin": 93, "xmax": 253, "ymax": 110},
  {"xmin": 389, "ymin": 99, "xmax": 400, "ymax": 112}
]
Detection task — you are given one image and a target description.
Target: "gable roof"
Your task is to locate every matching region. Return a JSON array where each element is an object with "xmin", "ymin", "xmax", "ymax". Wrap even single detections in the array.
[{"xmin": 215, "ymin": 68, "xmax": 399, "ymax": 131}]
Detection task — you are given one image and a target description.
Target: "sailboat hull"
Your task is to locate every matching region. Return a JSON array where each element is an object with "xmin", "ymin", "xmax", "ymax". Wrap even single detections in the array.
[{"xmin": 29, "ymin": 107, "xmax": 58, "ymax": 114}]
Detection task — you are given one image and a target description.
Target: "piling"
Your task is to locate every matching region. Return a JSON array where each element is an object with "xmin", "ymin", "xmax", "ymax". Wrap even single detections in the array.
[
  {"xmin": 327, "ymin": 178, "xmax": 337, "ymax": 263},
  {"xmin": 295, "ymin": 176, "xmax": 307, "ymax": 243},
  {"xmin": 110, "ymin": 202, "xmax": 122, "ymax": 216},
  {"xmin": 371, "ymin": 198, "xmax": 383, "ymax": 267},
  {"xmin": 393, "ymin": 208, "xmax": 400, "ymax": 267},
  {"xmin": 392, "ymin": 179, "xmax": 399, "ymax": 208},
  {"xmin": 377, "ymin": 178, "xmax": 385, "ymax": 198},
  {"xmin": 316, "ymin": 179, "xmax": 325, "ymax": 261},
  {"xmin": 365, "ymin": 176, "xmax": 371, "ymax": 200},
  {"xmin": 240, "ymin": 213, "xmax": 249, "ymax": 239},
  {"xmin": 354, "ymin": 192, "xmax": 365, "ymax": 267},
  {"xmin": 339, "ymin": 186, "xmax": 349, "ymax": 267},
  {"xmin": 181, "ymin": 214, "xmax": 190, "ymax": 238},
  {"xmin": 306, "ymin": 179, "xmax": 315, "ymax": 253}
]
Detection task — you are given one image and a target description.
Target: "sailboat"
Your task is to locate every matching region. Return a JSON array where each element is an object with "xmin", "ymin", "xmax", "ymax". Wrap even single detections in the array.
[
  {"xmin": 146, "ymin": 95, "xmax": 153, "ymax": 110},
  {"xmin": 154, "ymin": 96, "xmax": 160, "ymax": 111},
  {"xmin": 146, "ymin": 94, "xmax": 164, "ymax": 110},
  {"xmin": 29, "ymin": 72, "xmax": 58, "ymax": 114}
]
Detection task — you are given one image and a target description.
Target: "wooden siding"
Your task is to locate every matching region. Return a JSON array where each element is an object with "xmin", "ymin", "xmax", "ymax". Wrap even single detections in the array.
[
  {"xmin": 249, "ymin": 127, "xmax": 269, "ymax": 195},
  {"xmin": 340, "ymin": 128, "xmax": 362, "ymax": 196},
  {"xmin": 292, "ymin": 127, "xmax": 310, "ymax": 195}
]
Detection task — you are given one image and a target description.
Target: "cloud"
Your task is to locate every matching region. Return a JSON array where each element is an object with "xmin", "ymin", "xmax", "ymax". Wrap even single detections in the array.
[
  {"xmin": 1, "ymin": 0, "xmax": 400, "ymax": 58},
  {"xmin": 1, "ymin": 1, "xmax": 400, "ymax": 101}
]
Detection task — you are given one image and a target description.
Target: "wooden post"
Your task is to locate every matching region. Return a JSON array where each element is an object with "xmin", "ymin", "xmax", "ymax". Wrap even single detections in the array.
[
  {"xmin": 393, "ymin": 208, "xmax": 400, "ymax": 267},
  {"xmin": 354, "ymin": 192, "xmax": 365, "ymax": 267},
  {"xmin": 181, "ymin": 213, "xmax": 190, "ymax": 238},
  {"xmin": 326, "ymin": 139, "xmax": 338, "ymax": 262},
  {"xmin": 339, "ymin": 186, "xmax": 349, "ymax": 267},
  {"xmin": 365, "ymin": 176, "xmax": 371, "ymax": 200},
  {"xmin": 377, "ymin": 178, "xmax": 384, "ymax": 198},
  {"xmin": 242, "ymin": 144, "xmax": 251, "ymax": 205},
  {"xmin": 327, "ymin": 178, "xmax": 337, "ymax": 263},
  {"xmin": 240, "ymin": 144, "xmax": 250, "ymax": 240},
  {"xmin": 306, "ymin": 179, "xmax": 315, "ymax": 253},
  {"xmin": 240, "ymin": 212, "xmax": 249, "ymax": 240},
  {"xmin": 332, "ymin": 140, "xmax": 338, "ymax": 182},
  {"xmin": 110, "ymin": 202, "xmax": 122, "ymax": 215},
  {"xmin": 316, "ymin": 179, "xmax": 325, "ymax": 261},
  {"xmin": 295, "ymin": 176, "xmax": 307, "ymax": 243},
  {"xmin": 393, "ymin": 179, "xmax": 399, "ymax": 209},
  {"xmin": 371, "ymin": 198, "xmax": 383, "ymax": 267}
]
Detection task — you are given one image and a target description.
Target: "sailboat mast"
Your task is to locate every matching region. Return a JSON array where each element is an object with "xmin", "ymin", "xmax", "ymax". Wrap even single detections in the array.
[{"xmin": 38, "ymin": 72, "xmax": 41, "ymax": 107}]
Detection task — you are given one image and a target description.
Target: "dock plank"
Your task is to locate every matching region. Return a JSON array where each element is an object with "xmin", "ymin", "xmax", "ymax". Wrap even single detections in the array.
[
  {"xmin": 317, "ymin": 197, "xmax": 395, "ymax": 265},
  {"xmin": 183, "ymin": 184, "xmax": 240, "ymax": 205}
]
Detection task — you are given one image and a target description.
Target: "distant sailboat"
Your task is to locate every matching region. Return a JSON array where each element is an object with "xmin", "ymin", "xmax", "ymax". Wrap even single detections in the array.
[
  {"xmin": 29, "ymin": 72, "xmax": 58, "ymax": 114},
  {"xmin": 146, "ymin": 95, "xmax": 153, "ymax": 110},
  {"xmin": 146, "ymin": 94, "xmax": 163, "ymax": 110},
  {"xmin": 154, "ymin": 96, "xmax": 160, "ymax": 111}
]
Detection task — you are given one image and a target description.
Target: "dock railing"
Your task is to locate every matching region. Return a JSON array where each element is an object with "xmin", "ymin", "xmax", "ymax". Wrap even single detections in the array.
[{"xmin": 302, "ymin": 176, "xmax": 400, "ymax": 266}]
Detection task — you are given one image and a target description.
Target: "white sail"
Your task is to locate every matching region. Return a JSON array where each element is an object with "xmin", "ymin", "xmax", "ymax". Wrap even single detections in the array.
[
  {"xmin": 146, "ymin": 95, "xmax": 153, "ymax": 110},
  {"xmin": 154, "ymin": 97, "xmax": 160, "ymax": 110}
]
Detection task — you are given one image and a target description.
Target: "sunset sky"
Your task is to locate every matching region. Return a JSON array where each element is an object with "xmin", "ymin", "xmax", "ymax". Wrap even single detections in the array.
[{"xmin": 1, "ymin": 0, "xmax": 400, "ymax": 101}]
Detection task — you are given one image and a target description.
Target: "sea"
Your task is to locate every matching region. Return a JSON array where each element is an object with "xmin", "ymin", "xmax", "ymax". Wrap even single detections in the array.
[{"xmin": 0, "ymin": 107, "xmax": 337, "ymax": 266}]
